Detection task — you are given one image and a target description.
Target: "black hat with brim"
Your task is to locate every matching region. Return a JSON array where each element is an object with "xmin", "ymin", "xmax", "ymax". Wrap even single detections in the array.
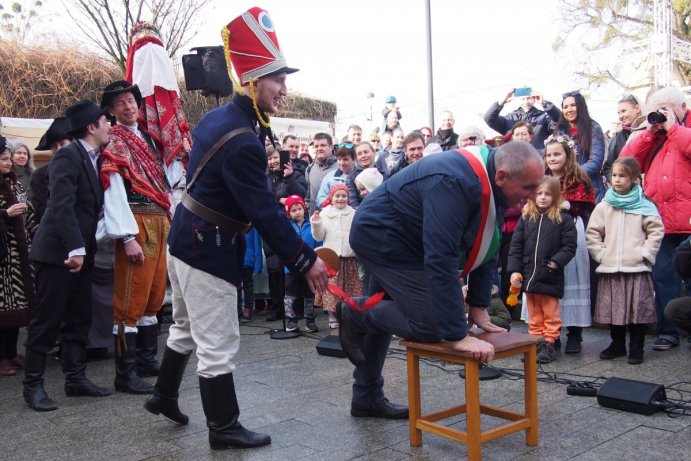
[
  {"xmin": 100, "ymin": 80, "xmax": 143, "ymax": 111},
  {"xmin": 35, "ymin": 117, "xmax": 71, "ymax": 150},
  {"xmin": 65, "ymin": 100, "xmax": 109, "ymax": 136}
]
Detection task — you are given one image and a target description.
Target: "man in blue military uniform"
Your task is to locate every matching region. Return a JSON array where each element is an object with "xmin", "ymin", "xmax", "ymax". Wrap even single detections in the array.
[
  {"xmin": 340, "ymin": 142, "xmax": 545, "ymax": 419},
  {"xmin": 144, "ymin": 7, "xmax": 328, "ymax": 451}
]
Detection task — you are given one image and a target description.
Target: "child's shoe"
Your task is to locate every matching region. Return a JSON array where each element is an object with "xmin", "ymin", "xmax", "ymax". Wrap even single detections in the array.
[
  {"xmin": 536, "ymin": 342, "xmax": 556, "ymax": 364},
  {"xmin": 304, "ymin": 319, "xmax": 319, "ymax": 333},
  {"xmin": 286, "ymin": 317, "xmax": 299, "ymax": 332}
]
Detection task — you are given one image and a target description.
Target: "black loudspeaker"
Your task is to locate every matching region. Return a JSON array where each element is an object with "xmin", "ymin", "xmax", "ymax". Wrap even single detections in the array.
[
  {"xmin": 315, "ymin": 335, "xmax": 346, "ymax": 358},
  {"xmin": 181, "ymin": 46, "xmax": 233, "ymax": 98},
  {"xmin": 596, "ymin": 377, "xmax": 666, "ymax": 415},
  {"xmin": 181, "ymin": 53, "xmax": 204, "ymax": 91}
]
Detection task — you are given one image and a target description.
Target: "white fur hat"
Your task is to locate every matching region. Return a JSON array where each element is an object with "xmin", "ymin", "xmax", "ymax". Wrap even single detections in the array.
[{"xmin": 355, "ymin": 168, "xmax": 384, "ymax": 193}]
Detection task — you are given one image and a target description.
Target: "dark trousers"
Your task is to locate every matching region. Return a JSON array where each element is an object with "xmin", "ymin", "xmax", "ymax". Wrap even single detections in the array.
[
  {"xmin": 237, "ymin": 268, "xmax": 255, "ymax": 314},
  {"xmin": 665, "ymin": 296, "xmax": 691, "ymax": 334},
  {"xmin": 267, "ymin": 270, "xmax": 285, "ymax": 317},
  {"xmin": 653, "ymin": 234, "xmax": 690, "ymax": 340},
  {"xmin": 0, "ymin": 328, "xmax": 19, "ymax": 360},
  {"xmin": 25, "ymin": 262, "xmax": 93, "ymax": 354},
  {"xmin": 349, "ymin": 255, "xmax": 441, "ymax": 404}
]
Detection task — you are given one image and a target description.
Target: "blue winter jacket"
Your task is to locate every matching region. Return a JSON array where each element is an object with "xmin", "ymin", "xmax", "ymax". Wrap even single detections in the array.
[
  {"xmin": 351, "ymin": 149, "xmax": 508, "ymax": 341},
  {"xmin": 285, "ymin": 219, "xmax": 322, "ymax": 273},
  {"xmin": 243, "ymin": 228, "xmax": 263, "ymax": 273}
]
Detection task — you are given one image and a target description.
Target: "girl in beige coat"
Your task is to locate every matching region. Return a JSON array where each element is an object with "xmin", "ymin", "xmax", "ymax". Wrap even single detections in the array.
[
  {"xmin": 586, "ymin": 158, "xmax": 664, "ymax": 364},
  {"xmin": 311, "ymin": 184, "xmax": 361, "ymax": 328}
]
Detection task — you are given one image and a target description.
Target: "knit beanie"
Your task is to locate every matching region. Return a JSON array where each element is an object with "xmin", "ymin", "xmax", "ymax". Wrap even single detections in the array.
[
  {"xmin": 355, "ymin": 168, "xmax": 383, "ymax": 193},
  {"xmin": 284, "ymin": 194, "xmax": 306, "ymax": 216},
  {"xmin": 322, "ymin": 183, "xmax": 350, "ymax": 208}
]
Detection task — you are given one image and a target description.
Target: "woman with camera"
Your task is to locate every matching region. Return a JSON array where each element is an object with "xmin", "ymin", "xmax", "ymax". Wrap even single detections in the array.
[
  {"xmin": 602, "ymin": 95, "xmax": 644, "ymax": 184},
  {"xmin": 555, "ymin": 90, "xmax": 606, "ymax": 203}
]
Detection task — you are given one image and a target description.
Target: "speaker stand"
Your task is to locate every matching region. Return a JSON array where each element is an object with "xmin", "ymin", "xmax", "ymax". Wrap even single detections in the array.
[
  {"xmin": 458, "ymin": 363, "xmax": 502, "ymax": 381},
  {"xmin": 270, "ymin": 315, "xmax": 300, "ymax": 340}
]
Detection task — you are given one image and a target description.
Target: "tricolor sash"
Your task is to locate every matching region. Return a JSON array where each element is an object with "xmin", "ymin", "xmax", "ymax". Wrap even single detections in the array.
[{"xmin": 456, "ymin": 146, "xmax": 501, "ymax": 276}]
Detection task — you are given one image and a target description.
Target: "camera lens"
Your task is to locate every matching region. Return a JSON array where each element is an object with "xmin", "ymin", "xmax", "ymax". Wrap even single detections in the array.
[{"xmin": 647, "ymin": 111, "xmax": 667, "ymax": 125}]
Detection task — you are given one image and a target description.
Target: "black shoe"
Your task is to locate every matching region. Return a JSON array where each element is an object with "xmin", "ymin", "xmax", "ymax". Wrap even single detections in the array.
[
  {"xmin": 136, "ymin": 325, "xmax": 161, "ymax": 377},
  {"xmin": 599, "ymin": 342, "xmax": 627, "ymax": 360},
  {"xmin": 144, "ymin": 347, "xmax": 192, "ymax": 425},
  {"xmin": 114, "ymin": 333, "xmax": 154, "ymax": 394},
  {"xmin": 565, "ymin": 327, "xmax": 582, "ymax": 354},
  {"xmin": 537, "ymin": 342, "xmax": 557, "ymax": 363},
  {"xmin": 336, "ymin": 301, "xmax": 365, "ymax": 367},
  {"xmin": 23, "ymin": 350, "xmax": 58, "ymax": 412},
  {"xmin": 351, "ymin": 398, "xmax": 409, "ymax": 419},
  {"xmin": 200, "ymin": 373, "xmax": 271, "ymax": 449},
  {"xmin": 628, "ymin": 346, "xmax": 644, "ymax": 365},
  {"xmin": 286, "ymin": 318, "xmax": 299, "ymax": 332},
  {"xmin": 304, "ymin": 320, "xmax": 319, "ymax": 333}
]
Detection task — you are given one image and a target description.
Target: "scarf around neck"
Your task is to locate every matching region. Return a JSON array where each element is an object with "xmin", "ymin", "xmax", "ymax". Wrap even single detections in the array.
[{"xmin": 604, "ymin": 184, "xmax": 659, "ymax": 218}]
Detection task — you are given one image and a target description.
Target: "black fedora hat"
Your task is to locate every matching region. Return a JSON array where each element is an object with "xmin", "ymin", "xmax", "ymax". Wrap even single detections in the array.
[
  {"xmin": 35, "ymin": 117, "xmax": 71, "ymax": 150},
  {"xmin": 65, "ymin": 100, "xmax": 109, "ymax": 136},
  {"xmin": 100, "ymin": 80, "xmax": 143, "ymax": 110}
]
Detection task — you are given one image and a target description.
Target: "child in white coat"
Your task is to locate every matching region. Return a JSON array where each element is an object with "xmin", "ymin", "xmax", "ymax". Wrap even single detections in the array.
[
  {"xmin": 586, "ymin": 157, "xmax": 664, "ymax": 364},
  {"xmin": 311, "ymin": 184, "xmax": 361, "ymax": 329}
]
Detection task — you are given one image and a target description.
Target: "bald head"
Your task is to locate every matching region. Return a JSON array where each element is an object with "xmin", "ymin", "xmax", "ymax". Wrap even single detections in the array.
[{"xmin": 493, "ymin": 141, "xmax": 545, "ymax": 206}]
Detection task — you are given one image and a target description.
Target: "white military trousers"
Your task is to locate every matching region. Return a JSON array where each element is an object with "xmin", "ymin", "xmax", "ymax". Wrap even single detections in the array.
[{"xmin": 166, "ymin": 252, "xmax": 240, "ymax": 377}]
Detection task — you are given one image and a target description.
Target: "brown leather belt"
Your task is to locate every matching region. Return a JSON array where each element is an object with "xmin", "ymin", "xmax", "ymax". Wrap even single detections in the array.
[{"xmin": 181, "ymin": 191, "xmax": 252, "ymax": 234}]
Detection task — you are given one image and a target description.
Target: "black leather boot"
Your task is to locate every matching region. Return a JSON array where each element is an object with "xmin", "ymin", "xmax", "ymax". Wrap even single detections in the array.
[
  {"xmin": 628, "ymin": 324, "xmax": 647, "ymax": 365},
  {"xmin": 144, "ymin": 346, "xmax": 191, "ymax": 425},
  {"xmin": 114, "ymin": 333, "xmax": 154, "ymax": 394},
  {"xmin": 22, "ymin": 350, "xmax": 58, "ymax": 412},
  {"xmin": 199, "ymin": 373, "xmax": 271, "ymax": 450},
  {"xmin": 565, "ymin": 326, "xmax": 583, "ymax": 354},
  {"xmin": 62, "ymin": 342, "xmax": 111, "ymax": 397},
  {"xmin": 599, "ymin": 325, "xmax": 627, "ymax": 359},
  {"xmin": 136, "ymin": 325, "xmax": 161, "ymax": 377}
]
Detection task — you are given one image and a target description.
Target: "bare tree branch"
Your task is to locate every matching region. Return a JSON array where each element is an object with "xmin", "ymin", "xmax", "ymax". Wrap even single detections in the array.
[{"xmin": 64, "ymin": 0, "xmax": 209, "ymax": 71}]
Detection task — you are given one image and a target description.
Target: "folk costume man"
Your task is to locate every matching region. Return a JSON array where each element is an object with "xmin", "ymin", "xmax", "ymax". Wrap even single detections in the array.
[
  {"xmin": 143, "ymin": 7, "xmax": 328, "ymax": 450},
  {"xmin": 100, "ymin": 81, "xmax": 171, "ymax": 394},
  {"xmin": 23, "ymin": 100, "xmax": 112, "ymax": 411},
  {"xmin": 341, "ymin": 142, "xmax": 544, "ymax": 418}
]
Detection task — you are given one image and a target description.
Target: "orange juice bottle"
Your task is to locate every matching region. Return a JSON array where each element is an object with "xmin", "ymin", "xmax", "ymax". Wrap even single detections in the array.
[{"xmin": 506, "ymin": 274, "xmax": 523, "ymax": 306}]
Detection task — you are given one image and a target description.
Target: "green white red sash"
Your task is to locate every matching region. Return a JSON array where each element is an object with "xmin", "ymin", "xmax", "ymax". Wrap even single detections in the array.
[{"xmin": 456, "ymin": 146, "xmax": 501, "ymax": 276}]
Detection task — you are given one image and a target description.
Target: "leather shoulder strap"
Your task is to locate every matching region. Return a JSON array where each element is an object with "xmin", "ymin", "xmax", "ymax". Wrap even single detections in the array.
[{"xmin": 187, "ymin": 127, "xmax": 254, "ymax": 190}]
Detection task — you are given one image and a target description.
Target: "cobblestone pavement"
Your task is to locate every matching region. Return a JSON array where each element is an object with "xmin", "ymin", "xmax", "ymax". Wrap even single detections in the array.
[{"xmin": 1, "ymin": 317, "xmax": 689, "ymax": 461}]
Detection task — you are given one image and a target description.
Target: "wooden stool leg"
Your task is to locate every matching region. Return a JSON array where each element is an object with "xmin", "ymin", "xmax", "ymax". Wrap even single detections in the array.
[
  {"xmin": 464, "ymin": 360, "xmax": 482, "ymax": 461},
  {"xmin": 524, "ymin": 344, "xmax": 539, "ymax": 446},
  {"xmin": 407, "ymin": 349, "xmax": 422, "ymax": 447}
]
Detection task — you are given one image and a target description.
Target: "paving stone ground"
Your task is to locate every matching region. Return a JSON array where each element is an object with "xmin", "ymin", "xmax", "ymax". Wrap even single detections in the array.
[{"xmin": 1, "ymin": 315, "xmax": 689, "ymax": 461}]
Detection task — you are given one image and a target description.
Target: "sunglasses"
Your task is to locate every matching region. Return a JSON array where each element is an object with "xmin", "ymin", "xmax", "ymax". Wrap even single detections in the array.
[
  {"xmin": 338, "ymin": 142, "xmax": 354, "ymax": 148},
  {"xmin": 462, "ymin": 136, "xmax": 478, "ymax": 142},
  {"xmin": 562, "ymin": 90, "xmax": 581, "ymax": 99},
  {"xmin": 620, "ymin": 94, "xmax": 640, "ymax": 105}
]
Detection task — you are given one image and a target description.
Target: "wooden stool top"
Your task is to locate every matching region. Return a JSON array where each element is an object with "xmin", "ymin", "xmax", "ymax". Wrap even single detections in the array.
[{"xmin": 400, "ymin": 330, "xmax": 541, "ymax": 358}]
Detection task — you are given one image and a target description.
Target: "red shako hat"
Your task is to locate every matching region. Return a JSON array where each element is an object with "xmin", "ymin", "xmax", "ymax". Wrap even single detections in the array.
[{"xmin": 221, "ymin": 7, "xmax": 298, "ymax": 86}]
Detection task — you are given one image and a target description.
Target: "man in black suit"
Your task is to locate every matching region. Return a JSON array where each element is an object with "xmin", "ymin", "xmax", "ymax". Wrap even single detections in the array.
[
  {"xmin": 31, "ymin": 117, "xmax": 72, "ymax": 223},
  {"xmin": 23, "ymin": 100, "xmax": 112, "ymax": 412}
]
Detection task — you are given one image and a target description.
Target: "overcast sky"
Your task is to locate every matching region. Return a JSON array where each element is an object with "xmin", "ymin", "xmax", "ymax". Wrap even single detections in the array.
[{"xmin": 44, "ymin": 0, "xmax": 634, "ymax": 135}]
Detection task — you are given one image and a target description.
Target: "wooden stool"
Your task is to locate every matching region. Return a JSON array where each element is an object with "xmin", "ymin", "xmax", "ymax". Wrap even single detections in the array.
[{"xmin": 400, "ymin": 331, "xmax": 540, "ymax": 460}]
